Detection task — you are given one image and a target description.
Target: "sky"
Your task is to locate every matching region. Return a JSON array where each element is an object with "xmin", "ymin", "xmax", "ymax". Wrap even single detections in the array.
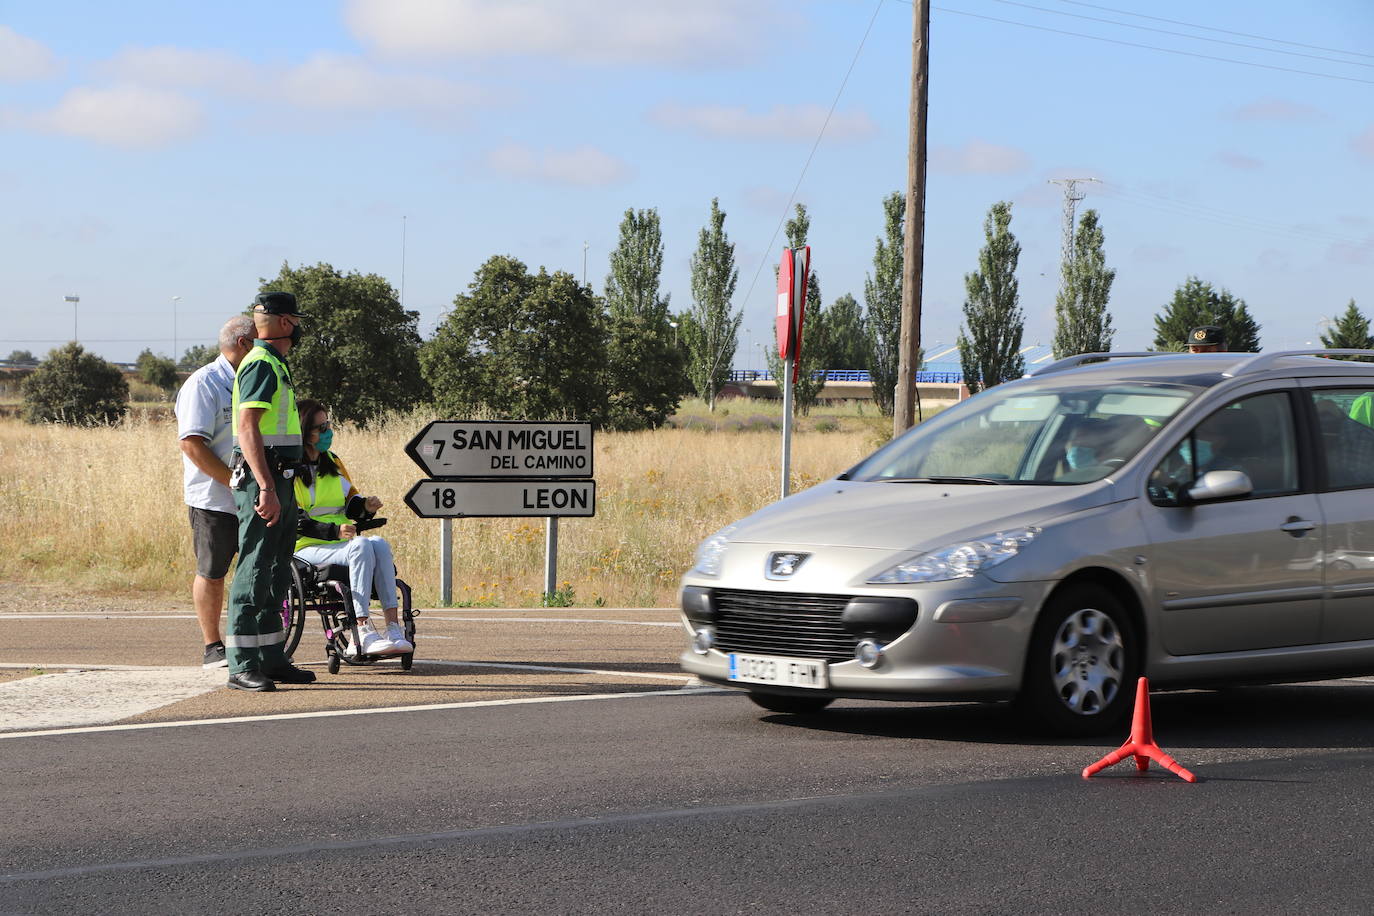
[{"xmin": 2, "ymin": 0, "xmax": 1371, "ymax": 368}]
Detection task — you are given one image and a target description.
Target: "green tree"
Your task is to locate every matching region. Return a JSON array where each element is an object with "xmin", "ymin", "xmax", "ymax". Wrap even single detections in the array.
[
  {"xmin": 135, "ymin": 348, "xmax": 179, "ymax": 392},
  {"xmin": 179, "ymin": 344, "xmax": 217, "ymax": 370},
  {"xmin": 1051, "ymin": 209, "xmax": 1115, "ymax": 357},
  {"xmin": 765, "ymin": 204, "xmax": 828, "ymax": 415},
  {"xmin": 602, "ymin": 206, "xmax": 686, "ymax": 423},
  {"xmin": 22, "ymin": 342, "xmax": 129, "ymax": 425},
  {"xmin": 603, "ymin": 313, "xmax": 685, "ymax": 430},
  {"xmin": 604, "ymin": 207, "xmax": 669, "ymax": 324},
  {"xmin": 260, "ymin": 261, "xmax": 428, "ymax": 427},
  {"xmin": 1321, "ymin": 299, "xmax": 1373, "ymax": 360},
  {"xmin": 864, "ymin": 192, "xmax": 904, "ymax": 416},
  {"xmin": 824, "ymin": 293, "xmax": 867, "ymax": 370},
  {"xmin": 958, "ymin": 201, "xmax": 1025, "ymax": 393},
  {"xmin": 682, "ymin": 198, "xmax": 741, "ymax": 410},
  {"xmin": 1151, "ymin": 277, "xmax": 1261, "ymax": 352},
  {"xmin": 421, "ymin": 255, "xmax": 609, "ymax": 423},
  {"xmin": 6, "ymin": 349, "xmax": 36, "ymax": 365}
]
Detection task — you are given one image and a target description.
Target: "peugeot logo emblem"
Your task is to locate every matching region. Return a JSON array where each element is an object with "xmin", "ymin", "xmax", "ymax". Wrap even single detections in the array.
[{"xmin": 766, "ymin": 551, "xmax": 810, "ymax": 579}]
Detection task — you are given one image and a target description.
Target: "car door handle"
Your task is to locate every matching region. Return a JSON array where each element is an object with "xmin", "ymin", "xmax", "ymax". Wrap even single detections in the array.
[{"xmin": 1280, "ymin": 517, "xmax": 1317, "ymax": 535}]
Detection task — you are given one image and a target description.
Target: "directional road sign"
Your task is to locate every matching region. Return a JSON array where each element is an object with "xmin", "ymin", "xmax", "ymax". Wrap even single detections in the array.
[
  {"xmin": 405, "ymin": 421, "xmax": 593, "ymax": 479},
  {"xmin": 405, "ymin": 479, "xmax": 596, "ymax": 519}
]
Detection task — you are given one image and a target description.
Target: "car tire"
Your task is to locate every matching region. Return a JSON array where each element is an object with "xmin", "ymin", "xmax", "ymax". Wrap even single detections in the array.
[
  {"xmin": 747, "ymin": 692, "xmax": 835, "ymax": 715},
  {"xmin": 1016, "ymin": 583, "xmax": 1138, "ymax": 737}
]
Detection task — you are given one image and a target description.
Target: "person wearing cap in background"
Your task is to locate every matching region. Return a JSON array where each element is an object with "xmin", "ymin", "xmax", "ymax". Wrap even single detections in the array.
[
  {"xmin": 224, "ymin": 291, "xmax": 317, "ymax": 692},
  {"xmin": 175, "ymin": 315, "xmax": 255, "ymax": 669},
  {"xmin": 1187, "ymin": 325, "xmax": 1226, "ymax": 353}
]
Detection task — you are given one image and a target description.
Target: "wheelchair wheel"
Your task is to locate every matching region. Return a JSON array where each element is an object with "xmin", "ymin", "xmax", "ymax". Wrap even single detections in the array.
[
  {"xmin": 282, "ymin": 563, "xmax": 308, "ymax": 659},
  {"xmin": 328, "ymin": 654, "xmax": 340, "ymax": 675},
  {"xmin": 401, "ymin": 653, "xmax": 413, "ymax": 671}
]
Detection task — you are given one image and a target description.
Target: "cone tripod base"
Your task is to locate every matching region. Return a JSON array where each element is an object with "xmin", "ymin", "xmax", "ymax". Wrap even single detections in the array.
[{"xmin": 1082, "ymin": 677, "xmax": 1198, "ymax": 783}]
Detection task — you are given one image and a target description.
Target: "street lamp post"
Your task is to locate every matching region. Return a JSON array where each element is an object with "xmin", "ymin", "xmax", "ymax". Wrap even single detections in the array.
[
  {"xmin": 171, "ymin": 296, "xmax": 182, "ymax": 364},
  {"xmin": 63, "ymin": 295, "xmax": 79, "ymax": 343},
  {"xmin": 668, "ymin": 320, "xmax": 678, "ymax": 347}
]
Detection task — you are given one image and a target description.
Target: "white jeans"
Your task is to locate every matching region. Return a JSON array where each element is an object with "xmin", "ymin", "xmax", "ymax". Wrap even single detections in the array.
[{"xmin": 295, "ymin": 536, "xmax": 397, "ymax": 620}]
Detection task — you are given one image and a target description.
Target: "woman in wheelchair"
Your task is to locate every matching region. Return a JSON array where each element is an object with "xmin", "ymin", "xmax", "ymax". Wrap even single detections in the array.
[{"xmin": 294, "ymin": 398, "xmax": 413, "ymax": 657}]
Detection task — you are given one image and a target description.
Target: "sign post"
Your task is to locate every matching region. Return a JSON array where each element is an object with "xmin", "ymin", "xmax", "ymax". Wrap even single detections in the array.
[
  {"xmin": 775, "ymin": 247, "xmax": 810, "ymax": 498},
  {"xmin": 404, "ymin": 421, "xmax": 595, "ymax": 604}
]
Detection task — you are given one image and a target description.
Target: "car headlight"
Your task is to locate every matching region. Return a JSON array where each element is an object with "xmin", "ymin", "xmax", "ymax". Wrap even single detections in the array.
[
  {"xmin": 691, "ymin": 525, "xmax": 736, "ymax": 577},
  {"xmin": 867, "ymin": 527, "xmax": 1040, "ymax": 584}
]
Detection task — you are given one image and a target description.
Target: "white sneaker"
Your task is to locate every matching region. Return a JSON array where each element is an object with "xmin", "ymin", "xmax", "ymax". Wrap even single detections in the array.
[
  {"xmin": 345, "ymin": 621, "xmax": 394, "ymax": 657},
  {"xmin": 386, "ymin": 621, "xmax": 414, "ymax": 654}
]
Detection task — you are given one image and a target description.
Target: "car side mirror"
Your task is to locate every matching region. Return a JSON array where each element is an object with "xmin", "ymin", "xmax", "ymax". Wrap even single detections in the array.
[{"xmin": 1186, "ymin": 469, "xmax": 1253, "ymax": 503}]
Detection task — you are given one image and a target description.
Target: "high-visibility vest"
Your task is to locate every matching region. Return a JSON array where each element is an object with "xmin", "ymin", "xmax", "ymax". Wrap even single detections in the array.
[
  {"xmin": 295, "ymin": 459, "xmax": 350, "ymax": 549},
  {"xmin": 232, "ymin": 344, "xmax": 301, "ymax": 449}
]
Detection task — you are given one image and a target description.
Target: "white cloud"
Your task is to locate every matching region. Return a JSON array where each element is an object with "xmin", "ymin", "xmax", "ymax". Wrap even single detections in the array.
[
  {"xmin": 1229, "ymin": 98, "xmax": 1323, "ymax": 121},
  {"xmin": 1329, "ymin": 235, "xmax": 1374, "ymax": 266},
  {"xmin": 485, "ymin": 142, "xmax": 631, "ymax": 186},
  {"xmin": 1218, "ymin": 151, "xmax": 1263, "ymax": 170},
  {"xmin": 1353, "ymin": 125, "xmax": 1374, "ymax": 162},
  {"xmin": 930, "ymin": 140, "xmax": 1031, "ymax": 175},
  {"xmin": 104, "ymin": 46, "xmax": 491, "ymax": 116},
  {"xmin": 1132, "ymin": 244, "xmax": 1183, "ymax": 263},
  {"xmin": 281, "ymin": 53, "xmax": 487, "ymax": 112},
  {"xmin": 649, "ymin": 103, "xmax": 876, "ymax": 142},
  {"xmin": 0, "ymin": 25, "xmax": 59, "ymax": 81},
  {"xmin": 31, "ymin": 86, "xmax": 203, "ymax": 149},
  {"xmin": 345, "ymin": 0, "xmax": 783, "ymax": 66}
]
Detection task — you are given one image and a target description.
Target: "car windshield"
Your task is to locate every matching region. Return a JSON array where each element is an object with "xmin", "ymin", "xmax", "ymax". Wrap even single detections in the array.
[{"xmin": 846, "ymin": 381, "xmax": 1198, "ymax": 485}]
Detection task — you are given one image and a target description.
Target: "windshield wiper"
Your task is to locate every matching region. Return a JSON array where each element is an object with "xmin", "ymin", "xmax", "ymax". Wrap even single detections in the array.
[{"xmin": 880, "ymin": 476, "xmax": 1008, "ymax": 485}]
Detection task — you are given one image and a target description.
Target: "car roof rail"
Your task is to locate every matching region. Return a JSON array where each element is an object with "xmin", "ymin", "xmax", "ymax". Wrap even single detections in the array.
[
  {"xmin": 1223, "ymin": 349, "xmax": 1374, "ymax": 377},
  {"xmin": 1027, "ymin": 352, "xmax": 1160, "ymax": 377}
]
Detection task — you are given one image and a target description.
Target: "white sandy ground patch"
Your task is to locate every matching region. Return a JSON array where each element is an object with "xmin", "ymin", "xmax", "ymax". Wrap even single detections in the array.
[{"xmin": 0, "ymin": 666, "xmax": 224, "ymax": 732}]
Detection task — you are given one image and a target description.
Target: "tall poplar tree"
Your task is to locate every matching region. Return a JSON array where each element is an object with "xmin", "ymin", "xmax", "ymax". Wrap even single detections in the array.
[
  {"xmin": 604, "ymin": 207, "xmax": 669, "ymax": 323},
  {"xmin": 682, "ymin": 198, "xmax": 741, "ymax": 410},
  {"xmin": 864, "ymin": 192, "xmax": 904, "ymax": 416},
  {"xmin": 958, "ymin": 201, "xmax": 1025, "ymax": 393},
  {"xmin": 1321, "ymin": 299, "xmax": 1373, "ymax": 361},
  {"xmin": 1152, "ymin": 277, "xmax": 1261, "ymax": 352},
  {"xmin": 825, "ymin": 293, "xmax": 867, "ymax": 369},
  {"xmin": 765, "ymin": 203, "xmax": 828, "ymax": 414},
  {"xmin": 1051, "ymin": 209, "xmax": 1115, "ymax": 357}
]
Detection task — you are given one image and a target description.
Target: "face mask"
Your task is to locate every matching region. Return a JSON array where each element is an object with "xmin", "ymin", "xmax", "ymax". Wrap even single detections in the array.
[
  {"xmin": 1066, "ymin": 446, "xmax": 1096, "ymax": 469},
  {"xmin": 316, "ymin": 429, "xmax": 333, "ymax": 453},
  {"xmin": 287, "ymin": 322, "xmax": 303, "ymax": 345}
]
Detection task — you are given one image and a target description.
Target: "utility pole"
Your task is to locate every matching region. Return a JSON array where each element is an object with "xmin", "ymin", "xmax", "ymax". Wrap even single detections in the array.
[
  {"xmin": 1048, "ymin": 177, "xmax": 1099, "ymax": 303},
  {"xmin": 894, "ymin": 0, "xmax": 929, "ymax": 437}
]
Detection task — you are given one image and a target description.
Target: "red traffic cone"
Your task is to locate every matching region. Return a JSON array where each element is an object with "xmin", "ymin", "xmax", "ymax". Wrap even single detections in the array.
[{"xmin": 1082, "ymin": 677, "xmax": 1197, "ymax": 782}]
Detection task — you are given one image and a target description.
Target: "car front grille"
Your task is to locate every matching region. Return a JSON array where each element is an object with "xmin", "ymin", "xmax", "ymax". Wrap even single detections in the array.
[{"xmin": 712, "ymin": 589, "xmax": 858, "ymax": 662}]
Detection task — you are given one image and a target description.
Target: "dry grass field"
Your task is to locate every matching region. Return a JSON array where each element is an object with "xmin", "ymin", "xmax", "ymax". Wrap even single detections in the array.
[{"xmin": 0, "ymin": 402, "xmax": 892, "ymax": 609}]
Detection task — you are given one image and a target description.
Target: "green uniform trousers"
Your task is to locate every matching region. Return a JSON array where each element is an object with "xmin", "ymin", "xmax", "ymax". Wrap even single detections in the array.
[{"xmin": 227, "ymin": 468, "xmax": 297, "ymax": 674}]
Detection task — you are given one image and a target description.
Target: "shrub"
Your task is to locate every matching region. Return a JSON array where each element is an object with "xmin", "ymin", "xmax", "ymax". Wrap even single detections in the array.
[
  {"xmin": 136, "ymin": 349, "xmax": 179, "ymax": 392},
  {"xmin": 22, "ymin": 343, "xmax": 129, "ymax": 425}
]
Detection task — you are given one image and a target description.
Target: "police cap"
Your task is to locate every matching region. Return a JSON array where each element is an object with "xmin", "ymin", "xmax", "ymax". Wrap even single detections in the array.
[
  {"xmin": 252, "ymin": 291, "xmax": 310, "ymax": 317},
  {"xmin": 1189, "ymin": 325, "xmax": 1225, "ymax": 347}
]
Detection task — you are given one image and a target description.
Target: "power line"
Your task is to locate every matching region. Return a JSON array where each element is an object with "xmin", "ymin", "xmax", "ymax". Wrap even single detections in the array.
[
  {"xmin": 1054, "ymin": 0, "xmax": 1374, "ymax": 61},
  {"xmin": 926, "ymin": 4, "xmax": 1374, "ymax": 86},
  {"xmin": 1095, "ymin": 183, "xmax": 1367, "ymax": 246},
  {"xmin": 988, "ymin": 0, "xmax": 1374, "ymax": 70}
]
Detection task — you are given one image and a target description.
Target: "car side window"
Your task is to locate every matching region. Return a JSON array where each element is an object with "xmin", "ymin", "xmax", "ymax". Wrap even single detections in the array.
[
  {"xmin": 1309, "ymin": 389, "xmax": 1374, "ymax": 490},
  {"xmin": 1148, "ymin": 391, "xmax": 1298, "ymax": 506}
]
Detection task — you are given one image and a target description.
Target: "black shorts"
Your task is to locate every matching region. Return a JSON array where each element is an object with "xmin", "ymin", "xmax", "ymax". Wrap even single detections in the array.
[{"xmin": 188, "ymin": 507, "xmax": 238, "ymax": 579}]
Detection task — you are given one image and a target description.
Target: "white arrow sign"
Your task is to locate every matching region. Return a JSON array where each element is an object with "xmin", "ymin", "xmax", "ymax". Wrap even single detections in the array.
[
  {"xmin": 405, "ymin": 421, "xmax": 593, "ymax": 479},
  {"xmin": 405, "ymin": 479, "xmax": 596, "ymax": 519}
]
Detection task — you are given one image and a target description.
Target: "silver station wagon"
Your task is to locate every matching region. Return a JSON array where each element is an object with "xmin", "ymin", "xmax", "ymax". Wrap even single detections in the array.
[{"xmin": 679, "ymin": 350, "xmax": 1374, "ymax": 734}]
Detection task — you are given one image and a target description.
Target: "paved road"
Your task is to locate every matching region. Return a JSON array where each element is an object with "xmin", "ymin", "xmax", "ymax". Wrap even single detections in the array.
[{"xmin": 4, "ymin": 602, "xmax": 1374, "ymax": 913}]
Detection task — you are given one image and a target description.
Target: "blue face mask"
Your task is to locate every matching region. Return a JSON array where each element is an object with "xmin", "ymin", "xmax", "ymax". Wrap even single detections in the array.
[
  {"xmin": 1066, "ymin": 445, "xmax": 1096, "ymax": 469},
  {"xmin": 316, "ymin": 428, "xmax": 333, "ymax": 453}
]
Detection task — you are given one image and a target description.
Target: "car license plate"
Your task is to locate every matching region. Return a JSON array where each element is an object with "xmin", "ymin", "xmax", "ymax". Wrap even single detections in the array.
[{"xmin": 727, "ymin": 653, "xmax": 828, "ymax": 689}]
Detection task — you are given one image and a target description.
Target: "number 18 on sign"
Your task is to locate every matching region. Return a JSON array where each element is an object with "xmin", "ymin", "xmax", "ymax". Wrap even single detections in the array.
[{"xmin": 407, "ymin": 479, "xmax": 595, "ymax": 518}]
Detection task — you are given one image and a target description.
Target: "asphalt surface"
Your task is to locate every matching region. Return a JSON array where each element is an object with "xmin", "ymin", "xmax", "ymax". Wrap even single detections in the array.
[{"xmin": 5, "ymin": 596, "xmax": 1374, "ymax": 913}]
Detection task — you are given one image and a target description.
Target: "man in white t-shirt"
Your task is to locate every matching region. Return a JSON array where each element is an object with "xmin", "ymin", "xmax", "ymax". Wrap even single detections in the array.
[{"xmin": 175, "ymin": 315, "xmax": 255, "ymax": 668}]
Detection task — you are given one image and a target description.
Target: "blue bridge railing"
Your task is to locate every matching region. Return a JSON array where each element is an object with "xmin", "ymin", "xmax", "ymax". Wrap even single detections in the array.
[{"xmin": 728, "ymin": 369, "xmax": 964, "ymax": 384}]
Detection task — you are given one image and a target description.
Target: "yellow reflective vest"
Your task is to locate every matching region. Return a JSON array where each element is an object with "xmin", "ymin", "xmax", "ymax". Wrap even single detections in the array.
[
  {"xmin": 232, "ymin": 343, "xmax": 301, "ymax": 450},
  {"xmin": 295, "ymin": 455, "xmax": 356, "ymax": 550}
]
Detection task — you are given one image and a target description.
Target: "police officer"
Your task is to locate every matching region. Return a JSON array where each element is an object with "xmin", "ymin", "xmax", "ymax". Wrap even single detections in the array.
[
  {"xmin": 225, "ymin": 291, "xmax": 317, "ymax": 691},
  {"xmin": 1187, "ymin": 325, "xmax": 1226, "ymax": 353}
]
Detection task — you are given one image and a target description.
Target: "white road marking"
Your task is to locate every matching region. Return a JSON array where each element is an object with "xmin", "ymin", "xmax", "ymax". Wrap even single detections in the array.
[
  {"xmin": 0, "ymin": 615, "xmax": 199, "ymax": 620},
  {"xmin": 0, "ymin": 668, "xmax": 223, "ymax": 733},
  {"xmin": 0, "ymin": 685, "xmax": 728, "ymax": 740},
  {"xmin": 0, "ymin": 613, "xmax": 679, "ymax": 626},
  {"xmin": 416, "ymin": 659, "xmax": 693, "ymax": 681}
]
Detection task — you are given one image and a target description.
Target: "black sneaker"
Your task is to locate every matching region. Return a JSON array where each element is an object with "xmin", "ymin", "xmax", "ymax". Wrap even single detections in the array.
[{"xmin": 202, "ymin": 642, "xmax": 228, "ymax": 669}]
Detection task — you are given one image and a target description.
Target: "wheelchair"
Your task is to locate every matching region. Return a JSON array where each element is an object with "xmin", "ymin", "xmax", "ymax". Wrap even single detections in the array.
[{"xmin": 280, "ymin": 524, "xmax": 419, "ymax": 673}]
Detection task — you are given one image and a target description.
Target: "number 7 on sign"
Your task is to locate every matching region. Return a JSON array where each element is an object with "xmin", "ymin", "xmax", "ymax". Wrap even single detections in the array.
[{"xmin": 430, "ymin": 439, "xmax": 445, "ymax": 461}]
